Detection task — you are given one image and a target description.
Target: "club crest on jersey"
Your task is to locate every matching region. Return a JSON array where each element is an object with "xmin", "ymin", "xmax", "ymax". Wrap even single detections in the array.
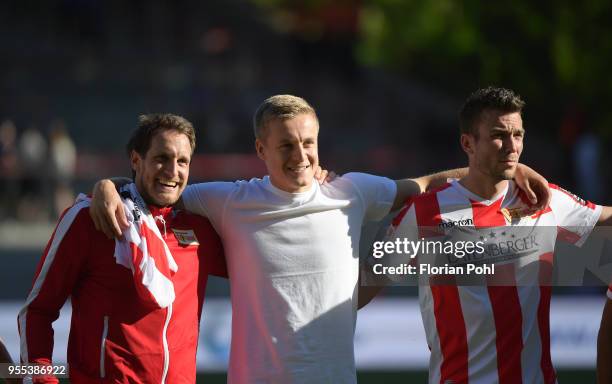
[{"xmin": 171, "ymin": 229, "xmax": 199, "ymax": 246}]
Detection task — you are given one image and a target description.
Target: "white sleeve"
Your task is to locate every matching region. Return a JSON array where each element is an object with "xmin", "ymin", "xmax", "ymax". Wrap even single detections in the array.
[
  {"xmin": 182, "ymin": 182, "xmax": 236, "ymax": 229},
  {"xmin": 549, "ymin": 185, "xmax": 602, "ymax": 247},
  {"xmin": 342, "ymin": 172, "xmax": 397, "ymax": 222}
]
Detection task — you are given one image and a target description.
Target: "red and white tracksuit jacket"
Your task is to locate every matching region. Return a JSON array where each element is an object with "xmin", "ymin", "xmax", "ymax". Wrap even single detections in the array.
[{"xmin": 18, "ymin": 202, "xmax": 226, "ymax": 383}]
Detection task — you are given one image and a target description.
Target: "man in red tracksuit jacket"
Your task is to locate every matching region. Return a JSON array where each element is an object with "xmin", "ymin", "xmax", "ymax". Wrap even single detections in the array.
[{"xmin": 18, "ymin": 114, "xmax": 226, "ymax": 383}]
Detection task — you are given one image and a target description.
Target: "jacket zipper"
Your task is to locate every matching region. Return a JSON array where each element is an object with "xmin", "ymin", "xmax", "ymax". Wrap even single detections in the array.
[
  {"xmin": 161, "ymin": 303, "xmax": 172, "ymax": 384},
  {"xmin": 100, "ymin": 315, "xmax": 109, "ymax": 378}
]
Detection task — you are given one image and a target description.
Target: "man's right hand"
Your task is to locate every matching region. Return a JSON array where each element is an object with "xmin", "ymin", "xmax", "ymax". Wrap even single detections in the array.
[{"xmin": 90, "ymin": 179, "xmax": 129, "ymax": 239}]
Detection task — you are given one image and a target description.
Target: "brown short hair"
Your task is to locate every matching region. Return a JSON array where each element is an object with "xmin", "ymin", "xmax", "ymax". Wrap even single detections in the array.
[
  {"xmin": 253, "ymin": 95, "xmax": 317, "ymax": 139},
  {"xmin": 127, "ymin": 113, "xmax": 196, "ymax": 156},
  {"xmin": 459, "ymin": 87, "xmax": 525, "ymax": 137}
]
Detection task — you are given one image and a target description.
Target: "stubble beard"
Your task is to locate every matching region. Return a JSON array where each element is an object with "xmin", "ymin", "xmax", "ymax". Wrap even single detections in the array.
[{"xmin": 493, "ymin": 167, "xmax": 515, "ymax": 182}]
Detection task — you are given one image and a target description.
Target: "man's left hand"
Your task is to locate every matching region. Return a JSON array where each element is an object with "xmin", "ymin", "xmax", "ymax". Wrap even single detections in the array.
[
  {"xmin": 314, "ymin": 165, "xmax": 336, "ymax": 184},
  {"xmin": 514, "ymin": 164, "xmax": 551, "ymax": 213}
]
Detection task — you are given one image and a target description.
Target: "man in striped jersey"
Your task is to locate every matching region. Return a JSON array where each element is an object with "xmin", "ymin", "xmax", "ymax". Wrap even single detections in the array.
[
  {"xmin": 18, "ymin": 115, "xmax": 226, "ymax": 383},
  {"xmin": 367, "ymin": 87, "xmax": 612, "ymax": 383}
]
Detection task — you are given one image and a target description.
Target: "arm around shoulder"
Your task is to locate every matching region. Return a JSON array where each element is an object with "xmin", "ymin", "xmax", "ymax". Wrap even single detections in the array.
[
  {"xmin": 393, "ymin": 168, "xmax": 467, "ymax": 211},
  {"xmin": 597, "ymin": 206, "xmax": 612, "ymax": 226},
  {"xmin": 90, "ymin": 178, "xmax": 130, "ymax": 238}
]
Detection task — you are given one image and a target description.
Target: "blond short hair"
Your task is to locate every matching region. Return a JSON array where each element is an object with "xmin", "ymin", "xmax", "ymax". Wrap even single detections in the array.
[{"xmin": 253, "ymin": 94, "xmax": 317, "ymax": 139}]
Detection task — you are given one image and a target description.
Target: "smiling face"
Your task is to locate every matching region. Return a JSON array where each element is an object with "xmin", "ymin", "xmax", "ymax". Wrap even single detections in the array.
[
  {"xmin": 462, "ymin": 109, "xmax": 524, "ymax": 181},
  {"xmin": 255, "ymin": 113, "xmax": 319, "ymax": 193},
  {"xmin": 131, "ymin": 129, "xmax": 191, "ymax": 207}
]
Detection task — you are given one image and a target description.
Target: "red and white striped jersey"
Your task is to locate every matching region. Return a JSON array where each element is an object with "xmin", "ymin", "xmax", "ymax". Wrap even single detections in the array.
[{"xmin": 388, "ymin": 180, "xmax": 601, "ymax": 384}]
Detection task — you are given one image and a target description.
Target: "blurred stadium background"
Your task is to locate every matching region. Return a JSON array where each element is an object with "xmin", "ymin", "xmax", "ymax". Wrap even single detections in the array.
[{"xmin": 1, "ymin": 1, "xmax": 611, "ymax": 382}]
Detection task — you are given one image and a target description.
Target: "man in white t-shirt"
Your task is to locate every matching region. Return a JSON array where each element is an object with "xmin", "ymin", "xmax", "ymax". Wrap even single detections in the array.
[
  {"xmin": 364, "ymin": 87, "xmax": 612, "ymax": 384},
  {"xmin": 91, "ymin": 95, "xmax": 549, "ymax": 383}
]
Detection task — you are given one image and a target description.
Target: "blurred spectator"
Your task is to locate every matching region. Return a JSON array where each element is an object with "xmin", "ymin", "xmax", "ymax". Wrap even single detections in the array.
[
  {"xmin": 16, "ymin": 126, "xmax": 48, "ymax": 222},
  {"xmin": 0, "ymin": 120, "xmax": 19, "ymax": 219},
  {"xmin": 0, "ymin": 120, "xmax": 18, "ymax": 175},
  {"xmin": 48, "ymin": 119, "xmax": 77, "ymax": 217},
  {"xmin": 559, "ymin": 103, "xmax": 604, "ymax": 202},
  {"xmin": 574, "ymin": 131, "xmax": 603, "ymax": 202}
]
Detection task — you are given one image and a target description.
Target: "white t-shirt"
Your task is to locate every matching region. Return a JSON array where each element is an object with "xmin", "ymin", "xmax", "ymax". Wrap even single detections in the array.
[
  {"xmin": 183, "ymin": 173, "xmax": 396, "ymax": 383},
  {"xmin": 387, "ymin": 180, "xmax": 601, "ymax": 384}
]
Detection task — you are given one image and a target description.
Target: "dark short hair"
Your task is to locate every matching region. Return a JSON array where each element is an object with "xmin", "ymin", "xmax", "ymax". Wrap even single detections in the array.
[
  {"xmin": 126, "ymin": 113, "xmax": 196, "ymax": 157},
  {"xmin": 459, "ymin": 87, "xmax": 525, "ymax": 137}
]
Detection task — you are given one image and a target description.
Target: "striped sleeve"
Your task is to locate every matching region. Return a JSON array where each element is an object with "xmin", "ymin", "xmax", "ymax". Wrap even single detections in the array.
[
  {"xmin": 549, "ymin": 184, "xmax": 602, "ymax": 246},
  {"xmin": 374, "ymin": 201, "xmax": 420, "ymax": 283},
  {"xmin": 17, "ymin": 201, "xmax": 91, "ymax": 383},
  {"xmin": 388, "ymin": 199, "xmax": 418, "ymax": 240}
]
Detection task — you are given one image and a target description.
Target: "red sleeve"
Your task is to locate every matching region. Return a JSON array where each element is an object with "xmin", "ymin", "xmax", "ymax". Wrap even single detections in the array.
[
  {"xmin": 17, "ymin": 203, "xmax": 92, "ymax": 383},
  {"xmin": 197, "ymin": 222, "xmax": 227, "ymax": 279}
]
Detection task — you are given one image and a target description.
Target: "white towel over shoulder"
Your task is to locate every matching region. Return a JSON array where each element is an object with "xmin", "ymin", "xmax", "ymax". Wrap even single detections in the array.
[{"xmin": 77, "ymin": 183, "xmax": 177, "ymax": 308}]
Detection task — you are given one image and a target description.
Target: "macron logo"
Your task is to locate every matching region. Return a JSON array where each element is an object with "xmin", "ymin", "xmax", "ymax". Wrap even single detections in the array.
[{"xmin": 438, "ymin": 218, "xmax": 473, "ymax": 229}]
